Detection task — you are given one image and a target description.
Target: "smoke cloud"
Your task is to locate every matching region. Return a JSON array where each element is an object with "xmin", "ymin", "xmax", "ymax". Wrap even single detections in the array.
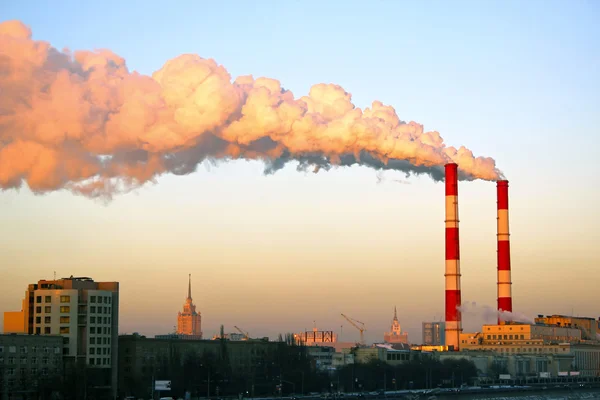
[
  {"xmin": 458, "ymin": 302, "xmax": 535, "ymax": 325},
  {"xmin": 0, "ymin": 21, "xmax": 503, "ymax": 198}
]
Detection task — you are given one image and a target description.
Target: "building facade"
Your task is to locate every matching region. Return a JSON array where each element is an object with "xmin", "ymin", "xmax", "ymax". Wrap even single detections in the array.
[
  {"xmin": 176, "ymin": 275, "xmax": 202, "ymax": 338},
  {"xmin": 294, "ymin": 328, "xmax": 337, "ymax": 345},
  {"xmin": 0, "ymin": 334, "xmax": 64, "ymax": 400},
  {"xmin": 3, "ymin": 276, "xmax": 119, "ymax": 399},
  {"xmin": 118, "ymin": 333, "xmax": 281, "ymax": 398},
  {"xmin": 422, "ymin": 322, "xmax": 445, "ymax": 345},
  {"xmin": 534, "ymin": 315, "xmax": 600, "ymax": 341},
  {"xmin": 384, "ymin": 307, "xmax": 409, "ymax": 344},
  {"xmin": 459, "ymin": 322, "xmax": 600, "ymax": 377}
]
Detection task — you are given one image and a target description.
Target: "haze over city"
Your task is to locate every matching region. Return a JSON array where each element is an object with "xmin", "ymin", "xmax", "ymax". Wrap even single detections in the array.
[{"xmin": 1, "ymin": 0, "xmax": 599, "ymax": 346}]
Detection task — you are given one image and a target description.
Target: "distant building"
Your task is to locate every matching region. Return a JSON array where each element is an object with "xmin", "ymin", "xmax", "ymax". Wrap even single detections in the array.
[
  {"xmin": 534, "ymin": 315, "xmax": 600, "ymax": 341},
  {"xmin": 3, "ymin": 276, "xmax": 119, "ymax": 398},
  {"xmin": 384, "ymin": 307, "xmax": 409, "ymax": 344},
  {"xmin": 422, "ymin": 321, "xmax": 445, "ymax": 345},
  {"xmin": 0, "ymin": 334, "xmax": 65, "ymax": 399},
  {"xmin": 118, "ymin": 333, "xmax": 282, "ymax": 398},
  {"xmin": 294, "ymin": 327, "xmax": 337, "ymax": 345},
  {"xmin": 176, "ymin": 275, "xmax": 202, "ymax": 338},
  {"xmin": 459, "ymin": 322, "xmax": 600, "ymax": 377}
]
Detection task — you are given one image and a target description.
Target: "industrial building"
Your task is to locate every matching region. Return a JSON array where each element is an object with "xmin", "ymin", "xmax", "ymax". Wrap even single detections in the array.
[
  {"xmin": 3, "ymin": 276, "xmax": 119, "ymax": 399},
  {"xmin": 383, "ymin": 307, "xmax": 409, "ymax": 344},
  {"xmin": 458, "ymin": 321, "xmax": 600, "ymax": 377},
  {"xmin": 0, "ymin": 334, "xmax": 65, "ymax": 400}
]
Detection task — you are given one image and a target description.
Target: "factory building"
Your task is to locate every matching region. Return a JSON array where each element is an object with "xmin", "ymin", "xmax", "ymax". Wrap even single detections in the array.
[
  {"xmin": 534, "ymin": 315, "xmax": 600, "ymax": 341},
  {"xmin": 383, "ymin": 307, "xmax": 409, "ymax": 344},
  {"xmin": 458, "ymin": 321, "xmax": 600, "ymax": 377},
  {"xmin": 3, "ymin": 276, "xmax": 119, "ymax": 398}
]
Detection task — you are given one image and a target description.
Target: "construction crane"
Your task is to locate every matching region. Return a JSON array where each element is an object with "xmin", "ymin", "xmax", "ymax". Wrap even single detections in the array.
[
  {"xmin": 234, "ymin": 325, "xmax": 249, "ymax": 340},
  {"xmin": 341, "ymin": 313, "xmax": 366, "ymax": 346}
]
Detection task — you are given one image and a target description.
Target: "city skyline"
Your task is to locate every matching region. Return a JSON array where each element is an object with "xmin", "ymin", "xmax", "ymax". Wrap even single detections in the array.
[{"xmin": 1, "ymin": 1, "xmax": 599, "ymax": 345}]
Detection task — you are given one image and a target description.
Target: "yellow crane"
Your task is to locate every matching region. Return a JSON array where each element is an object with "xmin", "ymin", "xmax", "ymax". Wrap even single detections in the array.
[
  {"xmin": 341, "ymin": 313, "xmax": 366, "ymax": 345},
  {"xmin": 234, "ymin": 325, "xmax": 249, "ymax": 340}
]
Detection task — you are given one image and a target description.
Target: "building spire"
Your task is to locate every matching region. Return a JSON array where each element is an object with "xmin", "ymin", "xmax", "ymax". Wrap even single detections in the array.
[
  {"xmin": 394, "ymin": 306, "xmax": 398, "ymax": 321},
  {"xmin": 187, "ymin": 274, "xmax": 192, "ymax": 300}
]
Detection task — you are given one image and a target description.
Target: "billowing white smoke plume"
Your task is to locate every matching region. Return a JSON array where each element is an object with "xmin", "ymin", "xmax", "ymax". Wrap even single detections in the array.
[
  {"xmin": 458, "ymin": 302, "xmax": 535, "ymax": 325},
  {"xmin": 0, "ymin": 21, "xmax": 503, "ymax": 198}
]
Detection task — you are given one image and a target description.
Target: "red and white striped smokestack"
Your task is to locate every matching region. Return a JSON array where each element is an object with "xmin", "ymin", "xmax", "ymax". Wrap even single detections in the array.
[
  {"xmin": 497, "ymin": 180, "xmax": 512, "ymax": 321},
  {"xmin": 445, "ymin": 163, "xmax": 462, "ymax": 350}
]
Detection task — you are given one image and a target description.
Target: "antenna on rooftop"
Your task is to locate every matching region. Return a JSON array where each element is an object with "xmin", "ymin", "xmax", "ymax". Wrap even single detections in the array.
[{"xmin": 53, "ymin": 271, "xmax": 56, "ymax": 280}]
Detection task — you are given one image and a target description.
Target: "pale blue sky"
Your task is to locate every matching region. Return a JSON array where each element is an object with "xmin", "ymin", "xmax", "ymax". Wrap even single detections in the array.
[{"xmin": 1, "ymin": 0, "xmax": 599, "ymax": 342}]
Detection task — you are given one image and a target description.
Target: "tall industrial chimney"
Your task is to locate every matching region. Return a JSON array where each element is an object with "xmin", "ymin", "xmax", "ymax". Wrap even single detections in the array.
[
  {"xmin": 445, "ymin": 163, "xmax": 462, "ymax": 350},
  {"xmin": 497, "ymin": 180, "xmax": 512, "ymax": 321}
]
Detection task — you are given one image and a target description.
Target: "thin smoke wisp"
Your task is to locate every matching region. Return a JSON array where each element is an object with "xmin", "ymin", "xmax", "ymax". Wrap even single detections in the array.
[
  {"xmin": 458, "ymin": 301, "xmax": 535, "ymax": 324},
  {"xmin": 0, "ymin": 20, "xmax": 503, "ymax": 198}
]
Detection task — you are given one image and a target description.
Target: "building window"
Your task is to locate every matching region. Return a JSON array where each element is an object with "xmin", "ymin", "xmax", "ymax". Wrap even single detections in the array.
[
  {"xmin": 60, "ymin": 327, "xmax": 70, "ymax": 334},
  {"xmin": 35, "ymin": 327, "xmax": 41, "ymax": 334},
  {"xmin": 31, "ymin": 357, "xmax": 37, "ymax": 363},
  {"xmin": 90, "ymin": 296, "xmax": 96, "ymax": 303},
  {"xmin": 90, "ymin": 348, "xmax": 95, "ymax": 355},
  {"xmin": 36, "ymin": 296, "xmax": 42, "ymax": 303},
  {"xmin": 90, "ymin": 317, "xmax": 96, "ymax": 323},
  {"xmin": 45, "ymin": 296, "xmax": 51, "ymax": 303},
  {"xmin": 42, "ymin": 368, "xmax": 48, "ymax": 376},
  {"xmin": 8, "ymin": 347, "xmax": 16, "ymax": 354},
  {"xmin": 60, "ymin": 316, "xmax": 70, "ymax": 324},
  {"xmin": 45, "ymin": 306, "xmax": 52, "ymax": 313},
  {"xmin": 36, "ymin": 306, "xmax": 42, "ymax": 313},
  {"xmin": 90, "ymin": 327, "xmax": 96, "ymax": 334},
  {"xmin": 42, "ymin": 357, "xmax": 48, "ymax": 365},
  {"xmin": 60, "ymin": 296, "xmax": 70, "ymax": 303},
  {"xmin": 103, "ymin": 337, "xmax": 107, "ymax": 345},
  {"xmin": 90, "ymin": 337, "xmax": 95, "ymax": 345},
  {"xmin": 91, "ymin": 306, "xmax": 96, "ymax": 313},
  {"xmin": 20, "ymin": 357, "xmax": 27, "ymax": 364},
  {"xmin": 104, "ymin": 317, "xmax": 107, "ymax": 324},
  {"xmin": 20, "ymin": 347, "xmax": 27, "ymax": 354},
  {"xmin": 63, "ymin": 348, "xmax": 69, "ymax": 355},
  {"xmin": 60, "ymin": 306, "xmax": 70, "ymax": 313},
  {"xmin": 35, "ymin": 316, "xmax": 41, "ymax": 324},
  {"xmin": 8, "ymin": 368, "xmax": 15, "ymax": 376},
  {"xmin": 44, "ymin": 327, "xmax": 51, "ymax": 334},
  {"xmin": 89, "ymin": 358, "xmax": 95, "ymax": 365},
  {"xmin": 44, "ymin": 316, "xmax": 51, "ymax": 323},
  {"xmin": 97, "ymin": 357, "xmax": 101, "ymax": 365},
  {"xmin": 31, "ymin": 346, "xmax": 36, "ymax": 353}
]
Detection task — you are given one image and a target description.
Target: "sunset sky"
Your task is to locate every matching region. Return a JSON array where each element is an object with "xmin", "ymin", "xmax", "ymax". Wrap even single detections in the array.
[{"xmin": 1, "ymin": 0, "xmax": 598, "ymax": 343}]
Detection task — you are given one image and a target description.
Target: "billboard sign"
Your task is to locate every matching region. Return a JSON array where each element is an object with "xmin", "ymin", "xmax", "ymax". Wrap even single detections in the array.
[
  {"xmin": 155, "ymin": 380, "xmax": 171, "ymax": 390},
  {"xmin": 499, "ymin": 374, "xmax": 511, "ymax": 380}
]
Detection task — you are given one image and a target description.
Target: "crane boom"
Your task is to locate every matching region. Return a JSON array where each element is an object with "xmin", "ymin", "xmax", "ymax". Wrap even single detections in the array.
[
  {"xmin": 341, "ymin": 313, "xmax": 366, "ymax": 345},
  {"xmin": 234, "ymin": 325, "xmax": 249, "ymax": 340}
]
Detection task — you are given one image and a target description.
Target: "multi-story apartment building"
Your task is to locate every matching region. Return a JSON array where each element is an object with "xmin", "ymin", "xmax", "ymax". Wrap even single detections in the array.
[
  {"xmin": 422, "ymin": 321, "xmax": 445, "ymax": 345},
  {"xmin": 0, "ymin": 334, "xmax": 64, "ymax": 400},
  {"xmin": 3, "ymin": 276, "xmax": 119, "ymax": 399}
]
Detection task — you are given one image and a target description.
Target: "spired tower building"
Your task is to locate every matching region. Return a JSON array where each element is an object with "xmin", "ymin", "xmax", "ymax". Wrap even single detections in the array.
[
  {"xmin": 177, "ymin": 274, "xmax": 202, "ymax": 338},
  {"xmin": 383, "ymin": 306, "xmax": 409, "ymax": 344}
]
